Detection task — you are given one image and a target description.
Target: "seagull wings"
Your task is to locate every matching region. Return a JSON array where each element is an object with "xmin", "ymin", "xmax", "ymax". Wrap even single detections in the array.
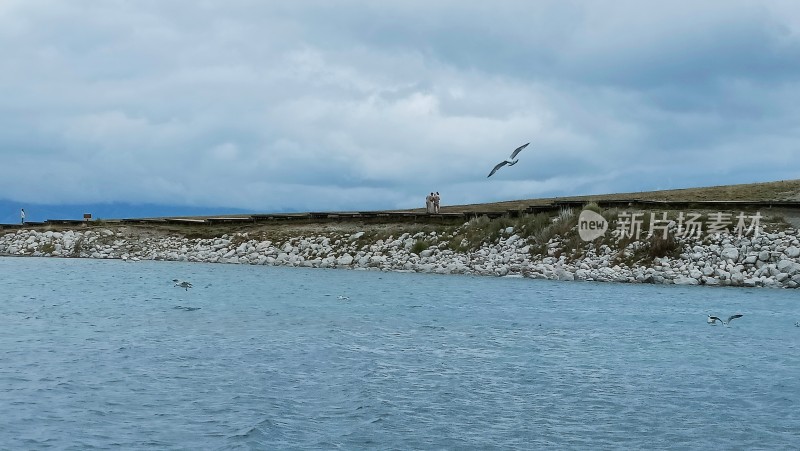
[
  {"xmin": 726, "ymin": 314, "xmax": 743, "ymax": 323},
  {"xmin": 487, "ymin": 160, "xmax": 510, "ymax": 178},
  {"xmin": 509, "ymin": 142, "xmax": 530, "ymax": 160}
]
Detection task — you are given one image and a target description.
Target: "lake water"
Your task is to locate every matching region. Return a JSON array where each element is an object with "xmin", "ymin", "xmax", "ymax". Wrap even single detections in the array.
[{"xmin": 1, "ymin": 256, "xmax": 799, "ymax": 450}]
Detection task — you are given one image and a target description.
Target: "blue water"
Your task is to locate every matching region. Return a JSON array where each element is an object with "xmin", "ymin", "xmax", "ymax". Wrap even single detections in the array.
[{"xmin": 1, "ymin": 257, "xmax": 799, "ymax": 450}]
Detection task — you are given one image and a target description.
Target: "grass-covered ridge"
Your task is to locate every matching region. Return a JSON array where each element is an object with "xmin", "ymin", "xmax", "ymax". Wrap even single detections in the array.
[
  {"xmin": 434, "ymin": 179, "xmax": 800, "ymax": 214},
  {"xmin": 3, "ymin": 180, "xmax": 799, "ymax": 288},
  {"xmin": 7, "ymin": 179, "xmax": 799, "ymax": 270}
]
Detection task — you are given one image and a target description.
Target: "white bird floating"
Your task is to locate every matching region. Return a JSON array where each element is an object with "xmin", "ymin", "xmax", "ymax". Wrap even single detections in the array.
[
  {"xmin": 707, "ymin": 314, "xmax": 743, "ymax": 326},
  {"xmin": 487, "ymin": 142, "xmax": 530, "ymax": 178},
  {"xmin": 337, "ymin": 295, "xmax": 350, "ymax": 301},
  {"xmin": 173, "ymin": 279, "xmax": 193, "ymax": 291}
]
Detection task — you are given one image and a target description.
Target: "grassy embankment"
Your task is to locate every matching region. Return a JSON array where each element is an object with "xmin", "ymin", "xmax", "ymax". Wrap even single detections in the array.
[{"xmin": 23, "ymin": 179, "xmax": 800, "ymax": 267}]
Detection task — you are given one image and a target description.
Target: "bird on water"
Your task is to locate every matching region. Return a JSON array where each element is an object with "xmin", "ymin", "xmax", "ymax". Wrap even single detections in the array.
[{"xmin": 173, "ymin": 279, "xmax": 193, "ymax": 291}]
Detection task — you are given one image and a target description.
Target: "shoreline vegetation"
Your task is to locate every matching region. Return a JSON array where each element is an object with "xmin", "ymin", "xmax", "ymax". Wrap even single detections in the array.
[{"xmin": 2, "ymin": 180, "xmax": 800, "ymax": 289}]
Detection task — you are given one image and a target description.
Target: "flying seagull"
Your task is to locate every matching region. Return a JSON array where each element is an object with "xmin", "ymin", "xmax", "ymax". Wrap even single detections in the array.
[
  {"xmin": 708, "ymin": 314, "xmax": 743, "ymax": 326},
  {"xmin": 487, "ymin": 142, "xmax": 530, "ymax": 178},
  {"xmin": 173, "ymin": 279, "xmax": 193, "ymax": 291}
]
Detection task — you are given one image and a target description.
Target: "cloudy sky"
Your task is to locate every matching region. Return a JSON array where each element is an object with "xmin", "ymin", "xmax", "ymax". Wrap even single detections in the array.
[{"xmin": 2, "ymin": 0, "xmax": 799, "ymax": 213}]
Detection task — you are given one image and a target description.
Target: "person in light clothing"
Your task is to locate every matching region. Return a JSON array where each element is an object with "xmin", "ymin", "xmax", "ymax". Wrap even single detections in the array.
[
  {"xmin": 433, "ymin": 192, "xmax": 441, "ymax": 213},
  {"xmin": 20, "ymin": 208, "xmax": 25, "ymax": 224}
]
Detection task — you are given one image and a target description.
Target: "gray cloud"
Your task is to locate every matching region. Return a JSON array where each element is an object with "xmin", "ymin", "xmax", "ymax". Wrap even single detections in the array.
[{"xmin": 1, "ymin": 0, "xmax": 799, "ymax": 212}]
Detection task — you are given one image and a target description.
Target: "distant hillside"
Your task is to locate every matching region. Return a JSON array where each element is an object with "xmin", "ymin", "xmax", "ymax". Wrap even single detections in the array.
[
  {"xmin": 437, "ymin": 179, "xmax": 800, "ymax": 214},
  {"xmin": 3, "ymin": 179, "xmax": 799, "ymax": 223},
  {"xmin": 0, "ymin": 200, "xmax": 257, "ymax": 224}
]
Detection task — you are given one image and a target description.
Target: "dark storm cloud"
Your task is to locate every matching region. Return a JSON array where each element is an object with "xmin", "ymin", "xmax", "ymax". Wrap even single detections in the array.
[{"xmin": 1, "ymin": 0, "xmax": 798, "ymax": 212}]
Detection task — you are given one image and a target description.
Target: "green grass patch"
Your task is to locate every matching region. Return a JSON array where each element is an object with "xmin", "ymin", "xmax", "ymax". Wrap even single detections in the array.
[{"xmin": 411, "ymin": 239, "xmax": 431, "ymax": 255}]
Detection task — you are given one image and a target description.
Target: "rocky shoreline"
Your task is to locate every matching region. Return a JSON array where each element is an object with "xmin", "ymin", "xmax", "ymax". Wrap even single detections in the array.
[{"xmin": 2, "ymin": 218, "xmax": 799, "ymax": 289}]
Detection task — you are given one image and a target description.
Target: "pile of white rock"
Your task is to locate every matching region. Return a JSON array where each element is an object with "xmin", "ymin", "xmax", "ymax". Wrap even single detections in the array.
[{"xmin": 1, "ymin": 224, "xmax": 798, "ymax": 288}]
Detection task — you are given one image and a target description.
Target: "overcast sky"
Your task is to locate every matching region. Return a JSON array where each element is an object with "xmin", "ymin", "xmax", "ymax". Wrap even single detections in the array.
[{"xmin": 2, "ymin": 0, "xmax": 799, "ymax": 212}]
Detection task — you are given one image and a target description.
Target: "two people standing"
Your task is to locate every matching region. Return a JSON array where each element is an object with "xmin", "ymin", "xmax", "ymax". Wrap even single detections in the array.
[{"xmin": 425, "ymin": 192, "xmax": 441, "ymax": 214}]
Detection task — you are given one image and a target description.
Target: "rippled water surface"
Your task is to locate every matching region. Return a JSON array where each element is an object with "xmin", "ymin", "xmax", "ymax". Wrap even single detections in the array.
[{"xmin": 1, "ymin": 256, "xmax": 799, "ymax": 449}]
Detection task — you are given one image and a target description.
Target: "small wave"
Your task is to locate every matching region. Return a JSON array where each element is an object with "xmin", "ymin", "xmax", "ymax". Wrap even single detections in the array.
[{"xmin": 224, "ymin": 418, "xmax": 287, "ymax": 448}]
